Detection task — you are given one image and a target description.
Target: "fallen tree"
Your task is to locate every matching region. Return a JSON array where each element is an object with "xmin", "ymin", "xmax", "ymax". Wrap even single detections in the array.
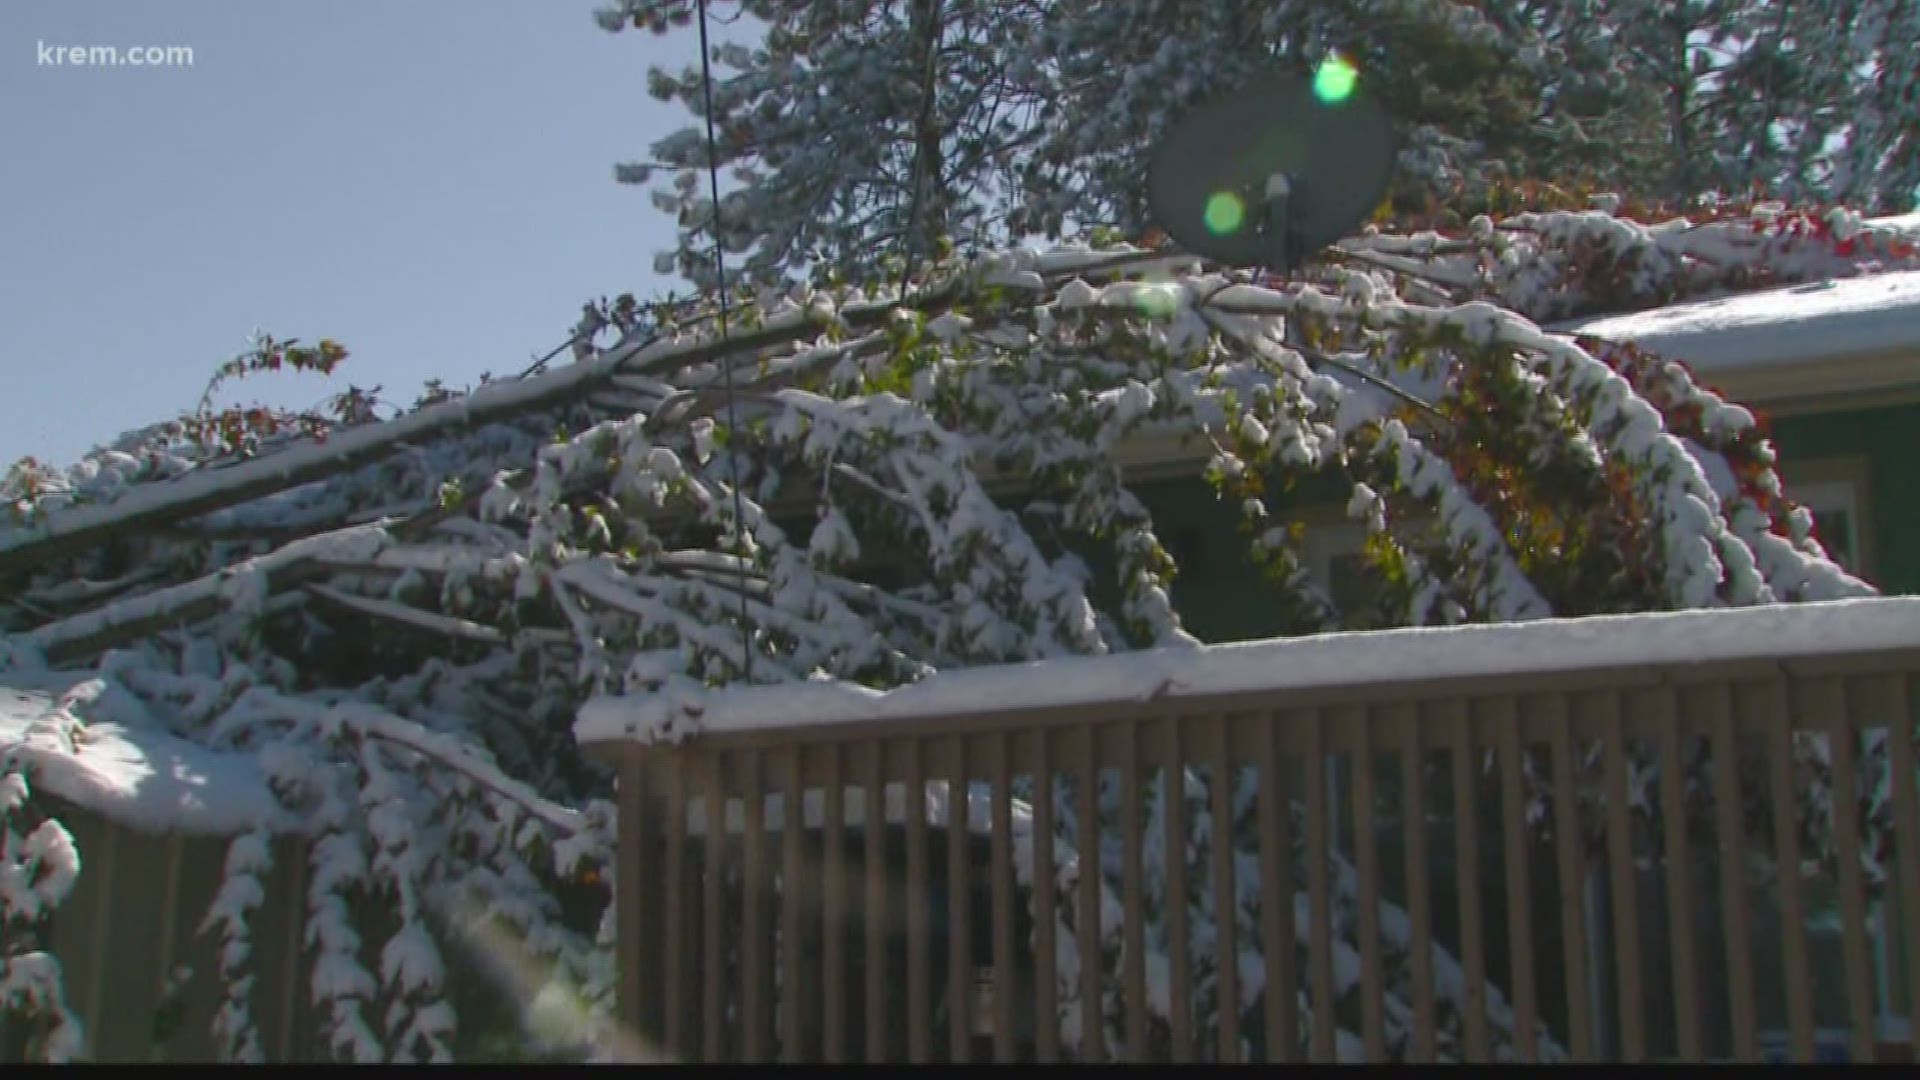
[{"xmin": 1, "ymin": 198, "xmax": 1911, "ymax": 1061}]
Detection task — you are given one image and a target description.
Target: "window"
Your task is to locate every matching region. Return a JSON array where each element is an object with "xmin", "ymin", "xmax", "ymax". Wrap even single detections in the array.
[
  {"xmin": 1779, "ymin": 457, "xmax": 1875, "ymax": 579},
  {"xmin": 1302, "ymin": 516, "xmax": 1439, "ymax": 620},
  {"xmin": 1301, "ymin": 520, "xmax": 1370, "ymax": 613},
  {"xmin": 1793, "ymin": 480, "xmax": 1862, "ymax": 573}
]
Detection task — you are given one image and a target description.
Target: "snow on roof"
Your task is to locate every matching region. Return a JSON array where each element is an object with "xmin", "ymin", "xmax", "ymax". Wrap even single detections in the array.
[
  {"xmin": 1553, "ymin": 269, "xmax": 1920, "ymax": 373},
  {"xmin": 575, "ymin": 597, "xmax": 1920, "ymax": 742},
  {"xmin": 0, "ymin": 677, "xmax": 284, "ymax": 836}
]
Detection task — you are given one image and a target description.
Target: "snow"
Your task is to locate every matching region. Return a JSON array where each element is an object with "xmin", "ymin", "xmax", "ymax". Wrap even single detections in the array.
[
  {"xmin": 577, "ymin": 597, "xmax": 1920, "ymax": 741},
  {"xmin": 0, "ymin": 678, "xmax": 285, "ymax": 836},
  {"xmin": 303, "ymin": 582, "xmax": 507, "ymax": 646},
  {"xmin": 0, "ymin": 798, "xmax": 79, "ymax": 920},
  {"xmin": 1868, "ymin": 211, "xmax": 1920, "ymax": 235},
  {"xmin": 1554, "ymin": 270, "xmax": 1920, "ymax": 372},
  {"xmin": 0, "ymin": 949, "xmax": 86, "ymax": 1062},
  {"xmin": 23, "ymin": 522, "xmax": 392, "ymax": 659}
]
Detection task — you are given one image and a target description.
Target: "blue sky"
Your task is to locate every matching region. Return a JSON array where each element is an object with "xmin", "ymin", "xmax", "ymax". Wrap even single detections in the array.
[{"xmin": 0, "ymin": 1, "xmax": 732, "ymax": 468}]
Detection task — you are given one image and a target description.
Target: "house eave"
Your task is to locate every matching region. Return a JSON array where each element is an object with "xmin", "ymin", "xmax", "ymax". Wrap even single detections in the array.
[{"xmin": 1698, "ymin": 347, "xmax": 1919, "ymax": 416}]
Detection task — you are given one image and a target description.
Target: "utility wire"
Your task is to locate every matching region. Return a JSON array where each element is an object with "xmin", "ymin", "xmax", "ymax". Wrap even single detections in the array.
[
  {"xmin": 897, "ymin": 0, "xmax": 944, "ymax": 299},
  {"xmin": 696, "ymin": 0, "xmax": 757, "ymax": 682}
]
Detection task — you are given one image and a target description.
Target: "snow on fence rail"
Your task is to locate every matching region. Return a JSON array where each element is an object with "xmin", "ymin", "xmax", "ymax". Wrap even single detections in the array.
[
  {"xmin": 587, "ymin": 597, "xmax": 1920, "ymax": 1063},
  {"xmin": 577, "ymin": 598, "xmax": 1920, "ymax": 742}
]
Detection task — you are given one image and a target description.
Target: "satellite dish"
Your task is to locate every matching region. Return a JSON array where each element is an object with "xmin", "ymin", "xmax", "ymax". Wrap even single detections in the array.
[{"xmin": 1147, "ymin": 65, "xmax": 1399, "ymax": 271}]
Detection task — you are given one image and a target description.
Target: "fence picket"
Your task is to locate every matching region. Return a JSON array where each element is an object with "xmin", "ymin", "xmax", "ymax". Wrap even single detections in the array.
[
  {"xmin": 989, "ymin": 733, "xmax": 1016, "ymax": 1062},
  {"xmin": 780, "ymin": 748, "xmax": 805, "ymax": 1062},
  {"xmin": 1074, "ymin": 724, "xmax": 1103, "ymax": 1062},
  {"xmin": 1652, "ymin": 688, "xmax": 1700, "ymax": 1061},
  {"xmin": 1120, "ymin": 721, "xmax": 1148, "ymax": 1060},
  {"xmin": 1884, "ymin": 674, "xmax": 1920, "ymax": 1065},
  {"xmin": 1495, "ymin": 696, "xmax": 1538, "ymax": 1061},
  {"xmin": 1207, "ymin": 716, "xmax": 1240, "ymax": 1063},
  {"xmin": 1546, "ymin": 697, "xmax": 1592, "ymax": 1061},
  {"xmin": 664, "ymin": 762, "xmax": 688, "ymax": 1058},
  {"xmin": 905, "ymin": 740, "xmax": 931, "ymax": 1062},
  {"xmin": 1032, "ymin": 730, "xmax": 1060, "ymax": 1062},
  {"xmin": 1164, "ymin": 718, "xmax": 1193, "ymax": 1062},
  {"xmin": 1256, "ymin": 712, "xmax": 1298, "ymax": 1062},
  {"xmin": 1349, "ymin": 706, "xmax": 1386, "ymax": 1062},
  {"xmin": 1706, "ymin": 686, "xmax": 1757, "ymax": 1062},
  {"xmin": 1818, "ymin": 678, "xmax": 1876, "ymax": 1063},
  {"xmin": 1446, "ymin": 699, "xmax": 1489, "ymax": 1062},
  {"xmin": 1304, "ymin": 711, "xmax": 1336, "ymax": 1061},
  {"xmin": 1760, "ymin": 679, "xmax": 1815, "ymax": 1062},
  {"xmin": 740, "ymin": 752, "xmax": 769, "ymax": 1061},
  {"xmin": 822, "ymin": 745, "xmax": 848, "ymax": 1063},
  {"xmin": 862, "ymin": 741, "xmax": 887, "ymax": 1062},
  {"xmin": 1399, "ymin": 704, "xmax": 1437, "ymax": 1062},
  {"xmin": 1599, "ymin": 692, "xmax": 1645, "ymax": 1062},
  {"xmin": 945, "ymin": 735, "xmax": 970, "ymax": 1062},
  {"xmin": 703, "ymin": 756, "xmax": 727, "ymax": 1061}
]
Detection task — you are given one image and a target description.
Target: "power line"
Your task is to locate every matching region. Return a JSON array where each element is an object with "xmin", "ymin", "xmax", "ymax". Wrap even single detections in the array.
[
  {"xmin": 696, "ymin": 0, "xmax": 757, "ymax": 682},
  {"xmin": 898, "ymin": 0, "xmax": 945, "ymax": 298}
]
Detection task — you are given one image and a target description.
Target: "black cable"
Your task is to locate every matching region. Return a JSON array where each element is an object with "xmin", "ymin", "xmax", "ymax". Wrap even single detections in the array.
[
  {"xmin": 898, "ymin": 0, "xmax": 945, "ymax": 298},
  {"xmin": 697, "ymin": 0, "xmax": 756, "ymax": 681}
]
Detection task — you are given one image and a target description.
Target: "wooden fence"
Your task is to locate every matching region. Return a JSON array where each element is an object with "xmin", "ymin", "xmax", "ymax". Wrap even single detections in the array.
[
  {"xmin": 601, "ymin": 609, "xmax": 1920, "ymax": 1063},
  {"xmin": 37, "ymin": 801, "xmax": 317, "ymax": 1062},
  {"xmin": 32, "ymin": 801, "xmax": 519, "ymax": 1062}
]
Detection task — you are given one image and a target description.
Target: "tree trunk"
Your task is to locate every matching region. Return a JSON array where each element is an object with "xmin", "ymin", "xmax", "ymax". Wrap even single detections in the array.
[
  {"xmin": 908, "ymin": 0, "xmax": 949, "ymax": 253},
  {"xmin": 1664, "ymin": 11, "xmax": 1695, "ymax": 201}
]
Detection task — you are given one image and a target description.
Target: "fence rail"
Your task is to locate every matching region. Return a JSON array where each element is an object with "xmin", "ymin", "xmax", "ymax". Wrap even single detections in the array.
[{"xmin": 604, "ymin": 632, "xmax": 1920, "ymax": 1063}]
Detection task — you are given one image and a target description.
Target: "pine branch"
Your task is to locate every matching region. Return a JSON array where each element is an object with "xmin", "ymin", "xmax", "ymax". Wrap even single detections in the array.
[
  {"xmin": 17, "ymin": 564, "xmax": 171, "ymax": 614},
  {"xmin": 22, "ymin": 522, "xmax": 392, "ymax": 664},
  {"xmin": 270, "ymin": 693, "xmax": 592, "ymax": 841},
  {"xmin": 303, "ymin": 583, "xmax": 509, "ymax": 647},
  {"xmin": 1196, "ymin": 304, "xmax": 1445, "ymax": 420},
  {"xmin": 156, "ymin": 500, "xmax": 436, "ymax": 545}
]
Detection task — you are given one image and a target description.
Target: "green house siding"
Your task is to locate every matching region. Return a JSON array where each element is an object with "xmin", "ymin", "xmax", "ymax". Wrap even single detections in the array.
[
  {"xmin": 1118, "ymin": 398, "xmax": 1916, "ymax": 645},
  {"xmin": 1131, "ymin": 478, "xmax": 1288, "ymax": 644},
  {"xmin": 1120, "ymin": 469, "xmax": 1355, "ymax": 644},
  {"xmin": 1770, "ymin": 401, "xmax": 1920, "ymax": 596}
]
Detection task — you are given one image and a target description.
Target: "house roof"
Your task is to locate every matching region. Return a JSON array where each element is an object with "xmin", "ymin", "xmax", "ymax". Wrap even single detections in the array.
[
  {"xmin": 1542, "ymin": 210, "xmax": 1920, "ymax": 404},
  {"xmin": 1554, "ymin": 269, "xmax": 1920, "ymax": 373},
  {"xmin": 1, "ymin": 677, "xmax": 283, "ymax": 836},
  {"xmin": 1550, "ymin": 265, "xmax": 1920, "ymax": 406}
]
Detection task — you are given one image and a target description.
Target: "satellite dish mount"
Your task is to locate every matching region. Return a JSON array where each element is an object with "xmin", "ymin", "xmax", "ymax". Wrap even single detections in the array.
[
  {"xmin": 1147, "ymin": 68, "xmax": 1400, "ymax": 273},
  {"xmin": 1258, "ymin": 171, "xmax": 1304, "ymax": 272}
]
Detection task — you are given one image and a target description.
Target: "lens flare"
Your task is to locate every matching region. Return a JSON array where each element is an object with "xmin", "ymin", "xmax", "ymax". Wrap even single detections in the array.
[
  {"xmin": 1203, "ymin": 191, "xmax": 1245, "ymax": 235},
  {"xmin": 1133, "ymin": 282, "xmax": 1179, "ymax": 320},
  {"xmin": 444, "ymin": 894, "xmax": 667, "ymax": 1063},
  {"xmin": 1313, "ymin": 55, "xmax": 1359, "ymax": 104}
]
